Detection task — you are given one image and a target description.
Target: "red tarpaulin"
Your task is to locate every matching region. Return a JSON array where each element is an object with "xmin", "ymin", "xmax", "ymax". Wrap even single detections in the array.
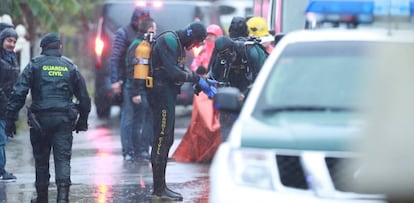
[{"xmin": 172, "ymin": 93, "xmax": 221, "ymax": 163}]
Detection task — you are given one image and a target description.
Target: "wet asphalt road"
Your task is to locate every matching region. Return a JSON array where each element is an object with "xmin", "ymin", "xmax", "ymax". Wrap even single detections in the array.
[{"xmin": 2, "ymin": 105, "xmax": 211, "ymax": 203}]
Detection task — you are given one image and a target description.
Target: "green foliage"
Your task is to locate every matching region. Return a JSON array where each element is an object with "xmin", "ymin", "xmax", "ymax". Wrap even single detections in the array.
[
  {"xmin": 0, "ymin": 0, "xmax": 104, "ymax": 33},
  {"xmin": 1, "ymin": 0, "xmax": 103, "ymax": 98},
  {"xmin": 27, "ymin": 0, "xmax": 58, "ymax": 30},
  {"xmin": 1, "ymin": 1, "xmax": 21, "ymax": 22}
]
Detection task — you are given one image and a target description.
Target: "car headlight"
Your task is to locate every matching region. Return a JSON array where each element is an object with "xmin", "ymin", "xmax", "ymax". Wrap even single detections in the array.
[{"xmin": 228, "ymin": 149, "xmax": 274, "ymax": 190}]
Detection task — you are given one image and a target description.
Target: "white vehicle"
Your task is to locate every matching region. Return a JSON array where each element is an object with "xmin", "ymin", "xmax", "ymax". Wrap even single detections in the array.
[{"xmin": 209, "ymin": 1, "xmax": 414, "ymax": 202}]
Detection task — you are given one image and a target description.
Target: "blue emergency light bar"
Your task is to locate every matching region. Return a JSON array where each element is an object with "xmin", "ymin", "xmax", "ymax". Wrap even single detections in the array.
[
  {"xmin": 306, "ymin": 0, "xmax": 374, "ymax": 15},
  {"xmin": 411, "ymin": 0, "xmax": 414, "ymax": 15},
  {"xmin": 306, "ymin": 0, "xmax": 375, "ymax": 25},
  {"xmin": 306, "ymin": 0, "xmax": 414, "ymax": 27}
]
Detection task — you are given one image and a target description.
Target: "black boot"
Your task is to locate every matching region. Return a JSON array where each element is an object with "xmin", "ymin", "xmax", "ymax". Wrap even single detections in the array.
[
  {"xmin": 152, "ymin": 162, "xmax": 183, "ymax": 201},
  {"xmin": 57, "ymin": 184, "xmax": 70, "ymax": 203},
  {"xmin": 152, "ymin": 187, "xmax": 183, "ymax": 201},
  {"xmin": 31, "ymin": 184, "xmax": 49, "ymax": 203},
  {"xmin": 166, "ymin": 186, "xmax": 183, "ymax": 198}
]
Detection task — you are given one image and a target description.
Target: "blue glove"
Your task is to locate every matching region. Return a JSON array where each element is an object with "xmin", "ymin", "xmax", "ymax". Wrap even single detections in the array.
[
  {"xmin": 205, "ymin": 86, "xmax": 217, "ymax": 99},
  {"xmin": 206, "ymin": 78, "xmax": 219, "ymax": 86},
  {"xmin": 197, "ymin": 78, "xmax": 218, "ymax": 98}
]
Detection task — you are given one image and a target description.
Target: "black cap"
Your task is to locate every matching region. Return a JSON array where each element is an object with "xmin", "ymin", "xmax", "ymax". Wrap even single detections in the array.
[
  {"xmin": 185, "ymin": 21, "xmax": 207, "ymax": 43},
  {"xmin": 0, "ymin": 22, "xmax": 14, "ymax": 33},
  {"xmin": 131, "ymin": 7, "xmax": 150, "ymax": 23},
  {"xmin": 40, "ymin": 32, "xmax": 60, "ymax": 48},
  {"xmin": 0, "ymin": 28, "xmax": 18, "ymax": 44}
]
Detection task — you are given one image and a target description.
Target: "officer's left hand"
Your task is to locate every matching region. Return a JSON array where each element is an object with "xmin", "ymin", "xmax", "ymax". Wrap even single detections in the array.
[
  {"xmin": 5, "ymin": 119, "xmax": 16, "ymax": 138},
  {"xmin": 73, "ymin": 117, "xmax": 88, "ymax": 133}
]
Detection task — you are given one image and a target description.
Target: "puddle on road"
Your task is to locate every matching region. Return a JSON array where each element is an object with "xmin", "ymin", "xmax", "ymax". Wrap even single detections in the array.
[
  {"xmin": 5, "ymin": 116, "xmax": 210, "ymax": 202},
  {"xmin": 68, "ymin": 177, "xmax": 209, "ymax": 203},
  {"xmin": 69, "ymin": 184, "xmax": 151, "ymax": 203},
  {"xmin": 4, "ymin": 173, "xmax": 210, "ymax": 203}
]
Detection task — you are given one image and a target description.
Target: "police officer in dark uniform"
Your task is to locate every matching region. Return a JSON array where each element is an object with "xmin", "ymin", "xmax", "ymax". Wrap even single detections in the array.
[
  {"xmin": 148, "ymin": 21, "xmax": 217, "ymax": 201},
  {"xmin": 208, "ymin": 35, "xmax": 267, "ymax": 141},
  {"xmin": 5, "ymin": 32, "xmax": 91, "ymax": 203}
]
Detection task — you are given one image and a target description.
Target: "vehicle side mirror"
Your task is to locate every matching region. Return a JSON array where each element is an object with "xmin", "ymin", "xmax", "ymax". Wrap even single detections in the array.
[{"xmin": 214, "ymin": 87, "xmax": 243, "ymax": 113}]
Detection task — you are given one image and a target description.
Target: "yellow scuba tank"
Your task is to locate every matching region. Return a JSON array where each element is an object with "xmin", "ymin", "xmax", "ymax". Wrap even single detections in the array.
[{"xmin": 134, "ymin": 33, "xmax": 153, "ymax": 88}]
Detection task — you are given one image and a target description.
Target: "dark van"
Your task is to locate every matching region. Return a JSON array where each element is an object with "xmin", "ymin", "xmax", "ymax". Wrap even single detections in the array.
[{"xmin": 93, "ymin": 0, "xmax": 220, "ymax": 118}]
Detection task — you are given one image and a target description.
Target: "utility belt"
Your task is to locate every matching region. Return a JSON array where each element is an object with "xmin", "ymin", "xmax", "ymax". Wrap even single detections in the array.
[
  {"xmin": 35, "ymin": 111, "xmax": 68, "ymax": 116},
  {"xmin": 33, "ymin": 108, "xmax": 78, "ymax": 119},
  {"xmin": 28, "ymin": 107, "xmax": 79, "ymax": 132}
]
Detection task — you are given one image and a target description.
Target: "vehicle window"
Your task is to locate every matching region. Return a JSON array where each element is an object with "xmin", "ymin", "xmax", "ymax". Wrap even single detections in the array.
[
  {"xmin": 105, "ymin": 4, "xmax": 134, "ymax": 33},
  {"xmin": 254, "ymin": 41, "xmax": 377, "ymax": 116},
  {"xmin": 244, "ymin": 7, "xmax": 253, "ymax": 16},
  {"xmin": 104, "ymin": 3, "xmax": 217, "ymax": 34},
  {"xmin": 218, "ymin": 5, "xmax": 236, "ymax": 15},
  {"xmin": 151, "ymin": 5, "xmax": 197, "ymax": 33}
]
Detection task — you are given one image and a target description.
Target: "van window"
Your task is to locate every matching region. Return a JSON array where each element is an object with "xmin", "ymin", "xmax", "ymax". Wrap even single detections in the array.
[
  {"xmin": 218, "ymin": 5, "xmax": 236, "ymax": 15},
  {"xmin": 103, "ymin": 2, "xmax": 219, "ymax": 34},
  {"xmin": 104, "ymin": 3, "xmax": 134, "ymax": 33},
  {"xmin": 151, "ymin": 3, "xmax": 217, "ymax": 33}
]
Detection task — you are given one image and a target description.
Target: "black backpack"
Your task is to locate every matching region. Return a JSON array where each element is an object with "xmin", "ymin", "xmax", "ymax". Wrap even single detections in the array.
[{"xmin": 234, "ymin": 36, "xmax": 269, "ymax": 81}]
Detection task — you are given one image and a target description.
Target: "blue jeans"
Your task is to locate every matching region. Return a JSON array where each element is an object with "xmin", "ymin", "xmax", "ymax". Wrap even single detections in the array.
[
  {"xmin": 120, "ymin": 85, "xmax": 135, "ymax": 156},
  {"xmin": 0, "ymin": 120, "xmax": 9, "ymax": 175},
  {"xmin": 121, "ymin": 85, "xmax": 153, "ymax": 156},
  {"xmin": 131, "ymin": 93, "xmax": 153, "ymax": 155}
]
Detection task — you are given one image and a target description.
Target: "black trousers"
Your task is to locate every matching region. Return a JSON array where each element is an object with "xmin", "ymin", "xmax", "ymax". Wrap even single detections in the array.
[
  {"xmin": 148, "ymin": 85, "xmax": 177, "ymax": 193},
  {"xmin": 30, "ymin": 113, "xmax": 74, "ymax": 186}
]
